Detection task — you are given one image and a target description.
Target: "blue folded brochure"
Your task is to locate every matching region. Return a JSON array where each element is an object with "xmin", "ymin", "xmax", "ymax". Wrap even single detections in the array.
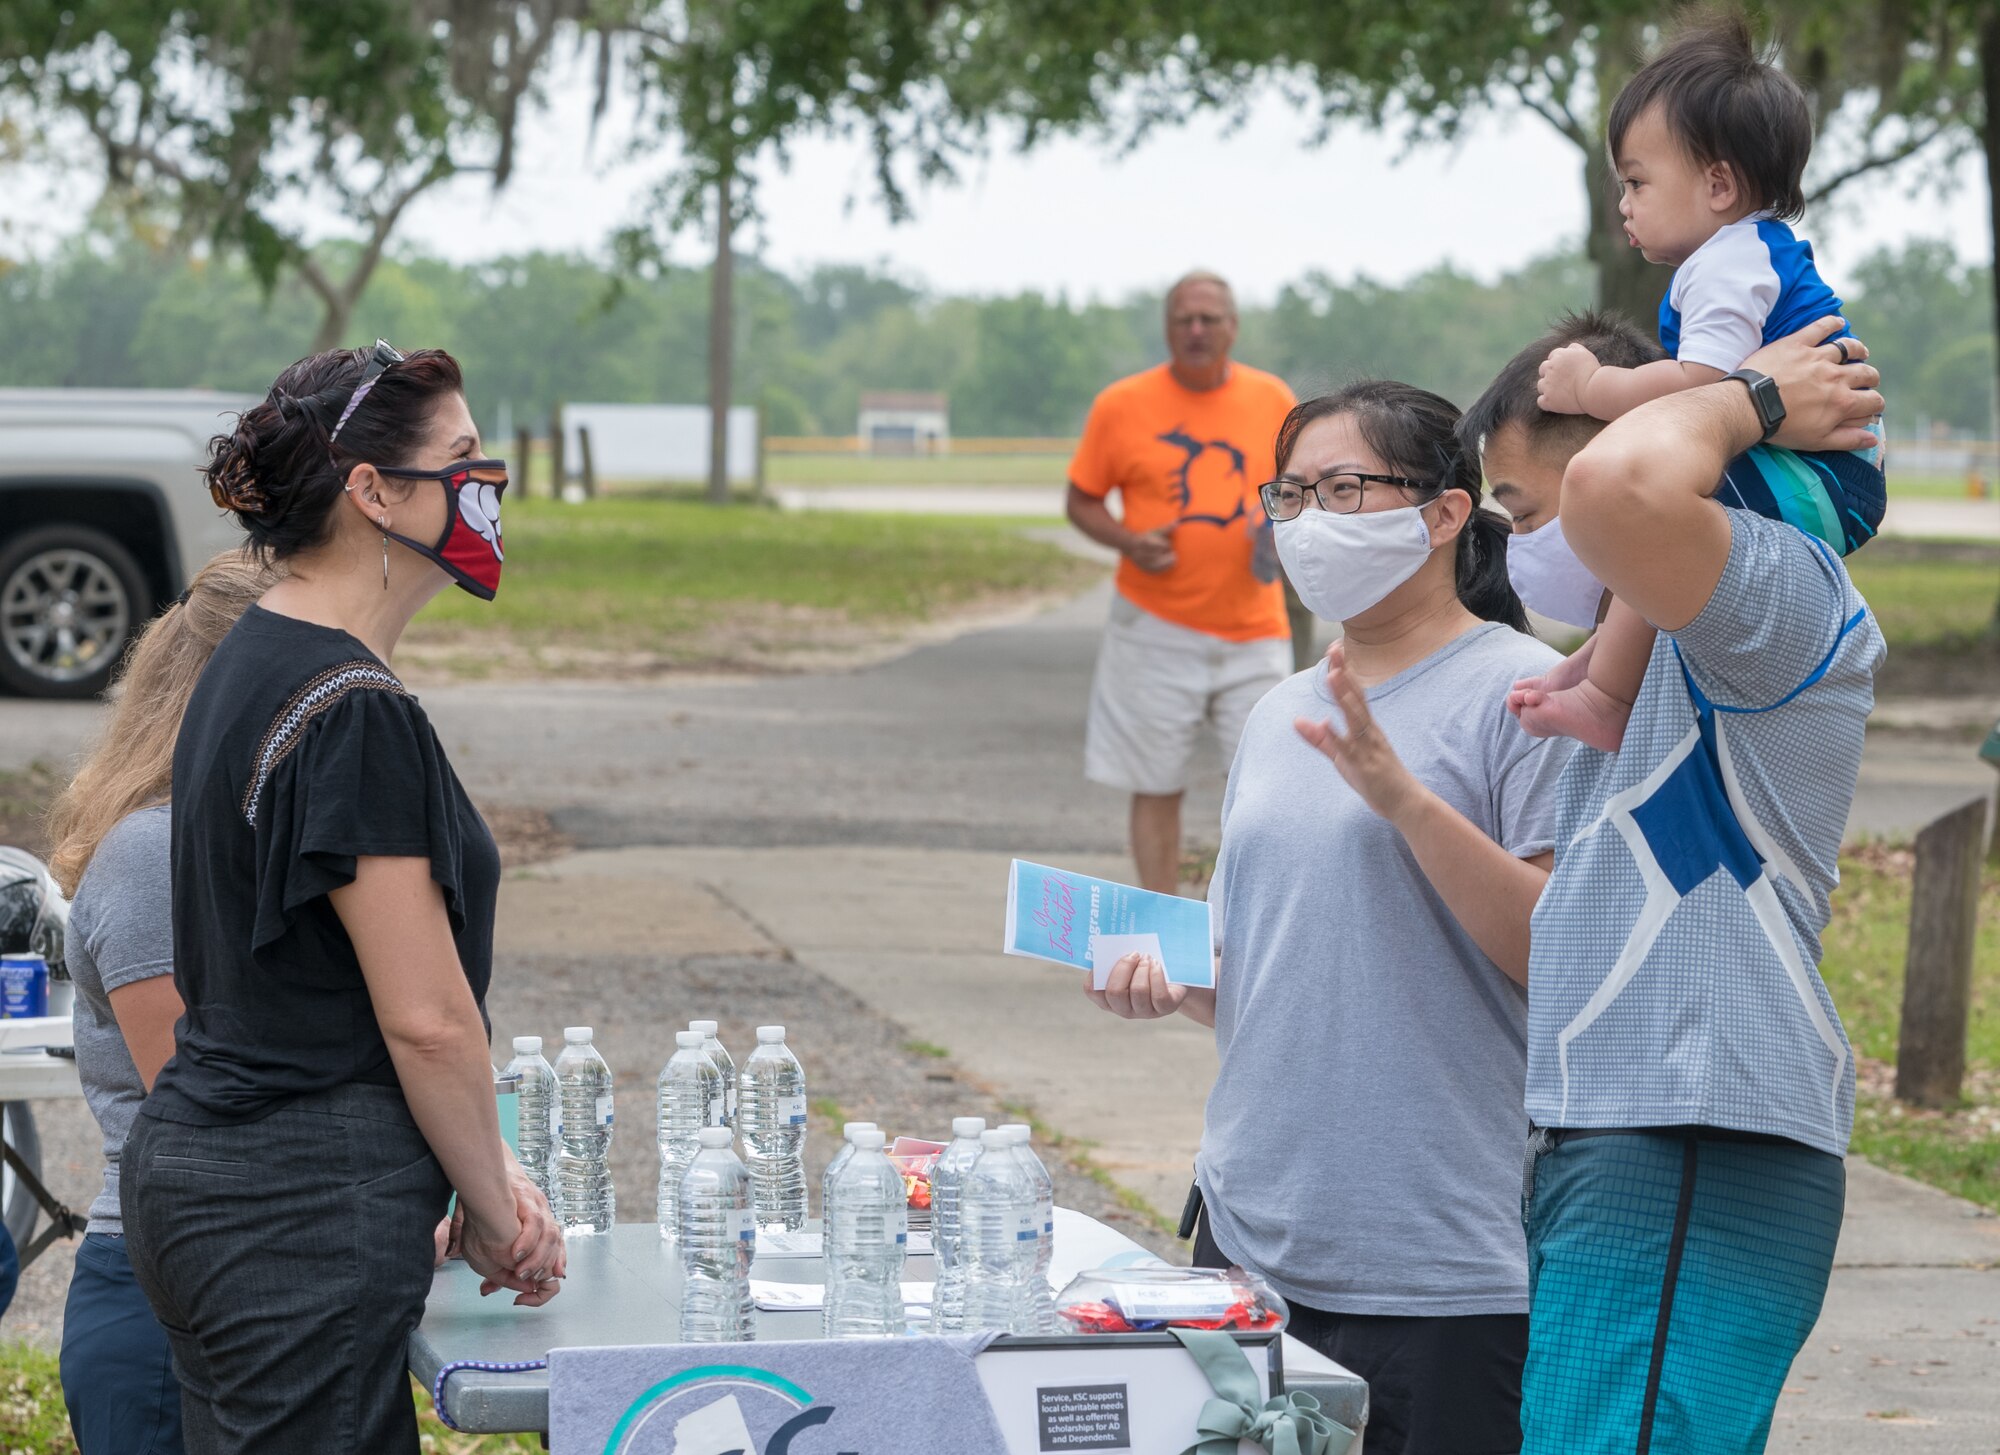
[{"xmin": 1003, "ymin": 858, "xmax": 1215, "ymax": 988}]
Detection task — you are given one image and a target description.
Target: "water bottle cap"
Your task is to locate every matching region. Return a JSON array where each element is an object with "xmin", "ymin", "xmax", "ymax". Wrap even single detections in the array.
[
  {"xmin": 979, "ymin": 1129, "xmax": 1010, "ymax": 1148},
  {"xmin": 842, "ymin": 1122, "xmax": 878, "ymax": 1139},
  {"xmin": 513, "ymin": 1036, "xmax": 541, "ymax": 1054},
  {"xmin": 952, "ymin": 1116, "xmax": 986, "ymax": 1138},
  {"xmin": 998, "ymin": 1123, "xmax": 1030, "ymax": 1144},
  {"xmin": 564, "ymin": 1026, "xmax": 592, "ymax": 1043},
  {"xmin": 755, "ymin": 1025, "xmax": 786, "ymax": 1043},
  {"xmin": 690, "ymin": 1020, "xmax": 719, "ymax": 1036},
  {"xmin": 851, "ymin": 1129, "xmax": 886, "ymax": 1151},
  {"xmin": 676, "ymin": 1030, "xmax": 704, "ymax": 1048},
  {"xmin": 697, "ymin": 1127, "xmax": 732, "ymax": 1148}
]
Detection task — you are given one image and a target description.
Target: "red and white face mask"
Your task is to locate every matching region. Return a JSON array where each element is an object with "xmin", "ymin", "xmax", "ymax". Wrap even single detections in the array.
[{"xmin": 377, "ymin": 459, "xmax": 508, "ymax": 599}]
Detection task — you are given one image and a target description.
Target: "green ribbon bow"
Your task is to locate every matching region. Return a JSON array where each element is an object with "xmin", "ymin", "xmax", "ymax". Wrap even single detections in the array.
[{"xmin": 1172, "ymin": 1327, "xmax": 1357, "ymax": 1455}]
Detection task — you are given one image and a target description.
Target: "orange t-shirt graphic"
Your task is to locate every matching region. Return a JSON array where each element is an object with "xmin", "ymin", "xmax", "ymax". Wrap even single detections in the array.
[{"xmin": 1069, "ymin": 363, "xmax": 1297, "ymax": 642}]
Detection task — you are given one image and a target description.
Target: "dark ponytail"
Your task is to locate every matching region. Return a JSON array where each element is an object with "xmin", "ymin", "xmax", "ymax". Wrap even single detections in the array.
[
  {"xmin": 204, "ymin": 346, "xmax": 465, "ymax": 561},
  {"xmin": 1273, "ymin": 380, "xmax": 1530, "ymax": 633}
]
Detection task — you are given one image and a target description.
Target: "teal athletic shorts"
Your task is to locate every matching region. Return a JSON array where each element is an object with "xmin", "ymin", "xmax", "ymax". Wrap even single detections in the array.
[{"xmin": 1520, "ymin": 1128, "xmax": 1844, "ymax": 1454}]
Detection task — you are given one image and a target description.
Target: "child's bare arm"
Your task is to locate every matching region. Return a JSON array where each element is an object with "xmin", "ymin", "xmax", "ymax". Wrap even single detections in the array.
[{"xmin": 1538, "ymin": 344, "xmax": 1727, "ymax": 419}]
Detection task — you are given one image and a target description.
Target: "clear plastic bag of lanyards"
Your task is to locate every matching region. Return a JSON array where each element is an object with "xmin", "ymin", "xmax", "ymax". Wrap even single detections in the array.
[{"xmin": 1055, "ymin": 1265, "xmax": 1288, "ymax": 1335}]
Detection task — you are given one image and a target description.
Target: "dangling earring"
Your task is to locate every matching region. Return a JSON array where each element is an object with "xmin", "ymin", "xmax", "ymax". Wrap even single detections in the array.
[{"xmin": 379, "ymin": 519, "xmax": 390, "ymax": 590}]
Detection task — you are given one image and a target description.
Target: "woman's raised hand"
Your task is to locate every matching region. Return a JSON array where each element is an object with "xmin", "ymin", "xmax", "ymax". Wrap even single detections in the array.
[
  {"xmin": 1084, "ymin": 953, "xmax": 1187, "ymax": 1019},
  {"xmin": 1294, "ymin": 641, "xmax": 1426, "ymax": 825}
]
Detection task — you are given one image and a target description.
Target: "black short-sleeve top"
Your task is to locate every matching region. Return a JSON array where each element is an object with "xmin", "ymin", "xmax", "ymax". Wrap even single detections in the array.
[{"xmin": 146, "ymin": 604, "xmax": 500, "ymax": 1126}]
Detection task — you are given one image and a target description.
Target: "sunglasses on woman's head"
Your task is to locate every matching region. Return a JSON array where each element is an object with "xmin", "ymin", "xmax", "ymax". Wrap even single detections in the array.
[{"xmin": 327, "ymin": 338, "xmax": 406, "ymax": 448}]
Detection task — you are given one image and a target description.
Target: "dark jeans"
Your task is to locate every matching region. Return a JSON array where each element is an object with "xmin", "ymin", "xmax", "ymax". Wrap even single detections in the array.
[
  {"xmin": 1195, "ymin": 1208, "xmax": 1527, "ymax": 1455},
  {"xmin": 61, "ymin": 1232, "xmax": 185, "ymax": 1455},
  {"xmin": 121, "ymin": 1084, "xmax": 451, "ymax": 1455}
]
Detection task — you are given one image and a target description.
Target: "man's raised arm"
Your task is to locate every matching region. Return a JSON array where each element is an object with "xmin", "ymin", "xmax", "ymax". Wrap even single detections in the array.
[{"xmin": 1559, "ymin": 316, "xmax": 1883, "ymax": 633}]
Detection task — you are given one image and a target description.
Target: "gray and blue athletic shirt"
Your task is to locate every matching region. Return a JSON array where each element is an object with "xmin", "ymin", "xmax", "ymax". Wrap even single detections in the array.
[
  {"xmin": 1199, "ymin": 622, "xmax": 1575, "ymax": 1315},
  {"xmin": 1524, "ymin": 511, "xmax": 1884, "ymax": 1156}
]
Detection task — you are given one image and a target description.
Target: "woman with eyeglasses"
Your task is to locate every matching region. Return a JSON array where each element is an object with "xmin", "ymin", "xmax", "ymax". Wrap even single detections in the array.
[
  {"xmin": 1086, "ymin": 381, "xmax": 1573, "ymax": 1455},
  {"xmin": 119, "ymin": 344, "xmax": 561, "ymax": 1455}
]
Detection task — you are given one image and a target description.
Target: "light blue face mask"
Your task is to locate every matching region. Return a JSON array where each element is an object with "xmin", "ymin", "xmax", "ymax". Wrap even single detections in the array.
[{"xmin": 1505, "ymin": 515, "xmax": 1607, "ymax": 631}]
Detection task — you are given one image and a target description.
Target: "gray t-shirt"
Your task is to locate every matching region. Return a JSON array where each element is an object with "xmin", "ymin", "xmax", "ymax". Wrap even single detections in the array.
[
  {"xmin": 1198, "ymin": 622, "xmax": 1575, "ymax": 1315},
  {"xmin": 68, "ymin": 804, "xmax": 174, "ymax": 1235},
  {"xmin": 1525, "ymin": 513, "xmax": 1884, "ymax": 1155}
]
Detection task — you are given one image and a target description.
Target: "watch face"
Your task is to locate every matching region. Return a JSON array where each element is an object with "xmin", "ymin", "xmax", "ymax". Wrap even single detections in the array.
[{"xmin": 1753, "ymin": 376, "xmax": 1784, "ymax": 428}]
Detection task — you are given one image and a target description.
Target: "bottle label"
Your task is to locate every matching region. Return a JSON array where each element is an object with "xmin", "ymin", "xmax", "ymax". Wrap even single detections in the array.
[
  {"xmin": 732, "ymin": 1208, "xmax": 757, "ymax": 1244},
  {"xmin": 890, "ymin": 1206, "xmax": 909, "ymax": 1246},
  {"xmin": 780, "ymin": 1094, "xmax": 807, "ymax": 1126},
  {"xmin": 596, "ymin": 1094, "xmax": 614, "ymax": 1128},
  {"xmin": 1009, "ymin": 1208, "xmax": 1040, "ymax": 1243}
]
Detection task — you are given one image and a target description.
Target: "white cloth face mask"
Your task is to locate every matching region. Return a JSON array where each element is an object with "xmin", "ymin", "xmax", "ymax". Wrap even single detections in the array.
[
  {"xmin": 1504, "ymin": 515, "xmax": 1607, "ymax": 631},
  {"xmin": 1273, "ymin": 504, "xmax": 1436, "ymax": 622}
]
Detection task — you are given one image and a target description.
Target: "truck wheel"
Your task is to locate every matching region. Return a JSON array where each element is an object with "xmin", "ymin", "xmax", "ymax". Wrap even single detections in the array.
[{"xmin": 0, "ymin": 524, "xmax": 150, "ymax": 699}]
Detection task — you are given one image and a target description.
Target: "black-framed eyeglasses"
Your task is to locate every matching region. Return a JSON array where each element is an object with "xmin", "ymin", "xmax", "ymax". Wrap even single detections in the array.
[
  {"xmin": 327, "ymin": 338, "xmax": 406, "ymax": 448},
  {"xmin": 1259, "ymin": 471, "xmax": 1436, "ymax": 522}
]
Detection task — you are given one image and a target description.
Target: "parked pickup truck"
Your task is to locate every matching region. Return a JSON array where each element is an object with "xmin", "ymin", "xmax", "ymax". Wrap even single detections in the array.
[{"xmin": 0, "ymin": 389, "xmax": 251, "ymax": 698}]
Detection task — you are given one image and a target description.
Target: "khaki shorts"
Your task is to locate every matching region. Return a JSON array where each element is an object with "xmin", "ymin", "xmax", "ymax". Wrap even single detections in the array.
[{"xmin": 1085, "ymin": 594, "xmax": 1293, "ymax": 795}]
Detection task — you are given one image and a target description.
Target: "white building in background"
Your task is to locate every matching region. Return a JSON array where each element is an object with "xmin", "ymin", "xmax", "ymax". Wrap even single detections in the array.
[{"xmin": 857, "ymin": 391, "xmax": 950, "ymax": 454}]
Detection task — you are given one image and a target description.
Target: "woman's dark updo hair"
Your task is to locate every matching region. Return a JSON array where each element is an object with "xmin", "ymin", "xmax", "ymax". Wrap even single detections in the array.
[
  {"xmin": 1272, "ymin": 380, "xmax": 1529, "ymax": 633},
  {"xmin": 204, "ymin": 346, "xmax": 465, "ymax": 560}
]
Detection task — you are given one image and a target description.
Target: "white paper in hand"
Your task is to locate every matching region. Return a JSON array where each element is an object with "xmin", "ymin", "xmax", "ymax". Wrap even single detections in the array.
[{"xmin": 1090, "ymin": 932, "xmax": 1164, "ymax": 992}]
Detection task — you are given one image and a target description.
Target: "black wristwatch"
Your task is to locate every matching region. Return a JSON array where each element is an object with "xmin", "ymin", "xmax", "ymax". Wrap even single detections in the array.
[{"xmin": 1723, "ymin": 367, "xmax": 1785, "ymax": 442}]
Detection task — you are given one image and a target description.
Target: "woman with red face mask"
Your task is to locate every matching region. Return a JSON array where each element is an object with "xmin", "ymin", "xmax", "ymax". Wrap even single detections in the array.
[{"xmin": 119, "ymin": 343, "xmax": 562, "ymax": 1455}]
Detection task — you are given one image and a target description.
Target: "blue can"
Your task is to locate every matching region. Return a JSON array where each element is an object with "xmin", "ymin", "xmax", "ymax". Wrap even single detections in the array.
[{"xmin": 0, "ymin": 954, "xmax": 48, "ymax": 1019}]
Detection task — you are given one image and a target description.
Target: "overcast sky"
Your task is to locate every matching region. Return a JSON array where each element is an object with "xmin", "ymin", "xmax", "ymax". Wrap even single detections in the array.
[{"xmin": 6, "ymin": 60, "xmax": 1991, "ymax": 305}]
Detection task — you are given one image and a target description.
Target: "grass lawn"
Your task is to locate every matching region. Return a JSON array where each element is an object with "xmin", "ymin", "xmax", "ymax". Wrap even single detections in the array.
[
  {"xmin": 766, "ymin": 451, "xmax": 1071, "ymax": 487},
  {"xmin": 1842, "ymin": 538, "xmax": 1998, "ymax": 696},
  {"xmin": 407, "ymin": 497, "xmax": 1102, "ymax": 675},
  {"xmin": 1822, "ymin": 846, "xmax": 2000, "ymax": 1211}
]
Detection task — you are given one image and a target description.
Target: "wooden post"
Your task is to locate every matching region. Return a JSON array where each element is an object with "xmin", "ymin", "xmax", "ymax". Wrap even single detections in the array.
[
  {"xmin": 515, "ymin": 426, "xmax": 533, "ymax": 499},
  {"xmin": 1895, "ymin": 795, "xmax": 1991, "ymax": 1108},
  {"xmin": 577, "ymin": 425, "xmax": 597, "ymax": 501},
  {"xmin": 550, "ymin": 403, "xmax": 566, "ymax": 499}
]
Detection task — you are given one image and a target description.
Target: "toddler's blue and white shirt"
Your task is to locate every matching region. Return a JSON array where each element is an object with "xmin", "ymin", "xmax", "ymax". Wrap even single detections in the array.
[{"xmin": 1659, "ymin": 213, "xmax": 1851, "ymax": 369}]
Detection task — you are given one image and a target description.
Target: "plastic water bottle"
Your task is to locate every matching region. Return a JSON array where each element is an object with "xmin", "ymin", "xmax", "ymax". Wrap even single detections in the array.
[
  {"xmin": 1001, "ymin": 1123, "xmax": 1058, "ymax": 1332},
  {"xmin": 927, "ymin": 1116, "xmax": 987, "ymax": 1333},
  {"xmin": 737, "ymin": 1026, "xmax": 807, "ymax": 1230},
  {"xmin": 824, "ymin": 1129, "xmax": 907, "ymax": 1338},
  {"xmin": 657, "ymin": 1031, "xmax": 724, "ymax": 1240},
  {"xmin": 819, "ymin": 1123, "xmax": 879, "ymax": 1335},
  {"xmin": 503, "ymin": 1036, "xmax": 560, "ymax": 1210},
  {"xmin": 819, "ymin": 1121, "xmax": 878, "ymax": 1224},
  {"xmin": 555, "ymin": 1026, "xmax": 616, "ymax": 1234},
  {"xmin": 960, "ymin": 1128, "xmax": 1040, "ymax": 1333},
  {"xmin": 689, "ymin": 1020, "xmax": 736, "ymax": 1129},
  {"xmin": 678, "ymin": 1127, "xmax": 755, "ymax": 1342}
]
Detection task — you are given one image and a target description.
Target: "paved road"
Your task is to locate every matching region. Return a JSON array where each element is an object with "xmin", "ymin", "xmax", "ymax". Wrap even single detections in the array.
[
  {"xmin": 777, "ymin": 484, "xmax": 2000, "ymax": 541},
  {"xmin": 0, "ymin": 583, "xmax": 1987, "ymax": 848}
]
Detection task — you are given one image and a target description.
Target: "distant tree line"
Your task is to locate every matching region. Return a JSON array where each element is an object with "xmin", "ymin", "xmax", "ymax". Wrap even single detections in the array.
[{"xmin": 0, "ymin": 235, "xmax": 1990, "ymax": 438}]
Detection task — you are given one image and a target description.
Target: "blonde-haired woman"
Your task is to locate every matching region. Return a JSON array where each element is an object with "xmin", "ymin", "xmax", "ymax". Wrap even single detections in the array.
[{"xmin": 48, "ymin": 551, "xmax": 275, "ymax": 1455}]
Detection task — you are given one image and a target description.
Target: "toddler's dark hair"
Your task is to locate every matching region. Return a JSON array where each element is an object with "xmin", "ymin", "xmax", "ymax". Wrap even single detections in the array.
[
  {"xmin": 1608, "ymin": 12, "xmax": 1812, "ymax": 223},
  {"xmin": 203, "ymin": 347, "xmax": 465, "ymax": 561}
]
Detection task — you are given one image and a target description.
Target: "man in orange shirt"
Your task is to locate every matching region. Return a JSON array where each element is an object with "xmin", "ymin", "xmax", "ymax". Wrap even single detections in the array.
[{"xmin": 1067, "ymin": 271, "xmax": 1297, "ymax": 892}]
